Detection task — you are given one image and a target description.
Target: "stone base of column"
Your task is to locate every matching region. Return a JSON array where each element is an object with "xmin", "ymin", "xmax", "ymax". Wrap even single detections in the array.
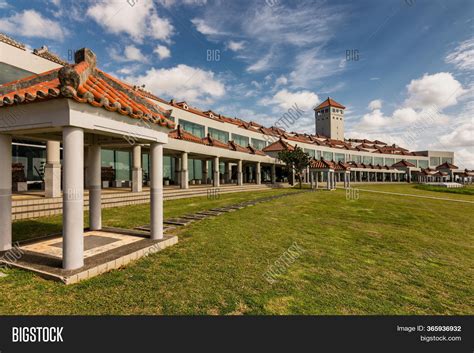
[
  {"xmin": 132, "ymin": 167, "xmax": 143, "ymax": 193},
  {"xmin": 44, "ymin": 163, "xmax": 61, "ymax": 198}
]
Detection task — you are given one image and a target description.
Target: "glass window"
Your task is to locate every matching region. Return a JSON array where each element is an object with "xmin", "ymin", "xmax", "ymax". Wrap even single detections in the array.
[
  {"xmin": 385, "ymin": 158, "xmax": 395, "ymax": 166},
  {"xmin": 209, "ymin": 127, "xmax": 229, "ymax": 143},
  {"xmin": 232, "ymin": 133, "xmax": 249, "ymax": 147},
  {"xmin": 374, "ymin": 157, "xmax": 383, "ymax": 165},
  {"xmin": 362, "ymin": 156, "xmax": 373, "ymax": 164},
  {"xmin": 335, "ymin": 153, "xmax": 345, "ymax": 162},
  {"xmin": 408, "ymin": 159, "xmax": 418, "ymax": 167},
  {"xmin": 180, "ymin": 119, "xmax": 205, "ymax": 138},
  {"xmin": 430, "ymin": 157, "xmax": 440, "ymax": 167},
  {"xmin": 351, "ymin": 155, "xmax": 361, "ymax": 163},
  {"xmin": 418, "ymin": 160, "xmax": 429, "ymax": 169},
  {"xmin": 304, "ymin": 149, "xmax": 316, "ymax": 158},
  {"xmin": 251, "ymin": 138, "xmax": 266, "ymax": 150},
  {"xmin": 441, "ymin": 157, "xmax": 453, "ymax": 164},
  {"xmin": 316, "ymin": 150, "xmax": 321, "ymax": 159},
  {"xmin": 188, "ymin": 159, "xmax": 203, "ymax": 180},
  {"xmin": 323, "ymin": 151, "xmax": 333, "ymax": 160}
]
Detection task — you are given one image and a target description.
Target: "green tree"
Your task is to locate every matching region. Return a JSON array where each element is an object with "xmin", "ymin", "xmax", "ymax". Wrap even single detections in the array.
[{"xmin": 278, "ymin": 146, "xmax": 311, "ymax": 188}]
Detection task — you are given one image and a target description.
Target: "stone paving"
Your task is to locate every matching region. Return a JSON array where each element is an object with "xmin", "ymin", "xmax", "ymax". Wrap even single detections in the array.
[{"xmin": 135, "ymin": 190, "xmax": 306, "ymax": 232}]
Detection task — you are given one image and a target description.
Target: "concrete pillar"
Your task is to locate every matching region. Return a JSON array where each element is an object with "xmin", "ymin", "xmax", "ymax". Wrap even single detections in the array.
[
  {"xmin": 408, "ymin": 170, "xmax": 411, "ymax": 183},
  {"xmin": 333, "ymin": 171, "xmax": 337, "ymax": 190},
  {"xmin": 0, "ymin": 134, "xmax": 12, "ymax": 251},
  {"xmin": 310, "ymin": 170, "xmax": 314, "ymax": 189},
  {"xmin": 224, "ymin": 162, "xmax": 231, "ymax": 183},
  {"xmin": 213, "ymin": 156, "xmax": 220, "ymax": 187},
  {"xmin": 344, "ymin": 173, "xmax": 348, "ymax": 189},
  {"xmin": 326, "ymin": 171, "xmax": 330, "ymax": 190},
  {"xmin": 132, "ymin": 145, "xmax": 142, "ymax": 192},
  {"xmin": 180, "ymin": 152, "xmax": 189, "ymax": 189},
  {"xmin": 271, "ymin": 164, "xmax": 276, "ymax": 184},
  {"xmin": 390, "ymin": 173, "xmax": 393, "ymax": 182},
  {"xmin": 88, "ymin": 144, "xmax": 102, "ymax": 231},
  {"xmin": 256, "ymin": 162, "xmax": 261, "ymax": 185},
  {"xmin": 44, "ymin": 140, "xmax": 61, "ymax": 198},
  {"xmin": 62, "ymin": 127, "xmax": 84, "ymax": 270},
  {"xmin": 150, "ymin": 143, "xmax": 163, "ymax": 240},
  {"xmin": 237, "ymin": 160, "xmax": 243, "ymax": 186},
  {"xmin": 174, "ymin": 156, "xmax": 181, "ymax": 186},
  {"xmin": 315, "ymin": 172, "xmax": 319, "ymax": 189},
  {"xmin": 202, "ymin": 159, "xmax": 208, "ymax": 184}
]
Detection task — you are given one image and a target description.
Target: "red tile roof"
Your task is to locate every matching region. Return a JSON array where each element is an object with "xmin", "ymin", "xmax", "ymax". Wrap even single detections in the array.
[
  {"xmin": 202, "ymin": 134, "xmax": 229, "ymax": 149},
  {"xmin": 436, "ymin": 162, "xmax": 458, "ymax": 170},
  {"xmin": 314, "ymin": 97, "xmax": 346, "ymax": 110},
  {"xmin": 392, "ymin": 160, "xmax": 416, "ymax": 168},
  {"xmin": 310, "ymin": 159, "xmax": 335, "ymax": 169},
  {"xmin": 0, "ymin": 48, "xmax": 174, "ymax": 129},
  {"xmin": 0, "ymin": 32, "xmax": 26, "ymax": 50},
  {"xmin": 168, "ymin": 125, "xmax": 205, "ymax": 144},
  {"xmin": 228, "ymin": 140, "xmax": 249, "ymax": 153},
  {"xmin": 33, "ymin": 46, "xmax": 68, "ymax": 66},
  {"xmin": 262, "ymin": 138, "xmax": 295, "ymax": 152}
]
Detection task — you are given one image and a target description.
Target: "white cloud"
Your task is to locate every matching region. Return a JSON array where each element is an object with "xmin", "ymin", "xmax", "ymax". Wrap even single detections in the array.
[
  {"xmin": 260, "ymin": 89, "xmax": 318, "ymax": 112},
  {"xmin": 110, "ymin": 45, "xmax": 147, "ymax": 63},
  {"xmin": 405, "ymin": 72, "xmax": 465, "ymax": 110},
  {"xmin": 439, "ymin": 122, "xmax": 474, "ymax": 148},
  {"xmin": 125, "ymin": 64, "xmax": 225, "ymax": 105},
  {"xmin": 445, "ymin": 38, "xmax": 474, "ymax": 71},
  {"xmin": 289, "ymin": 48, "xmax": 345, "ymax": 88},
  {"xmin": 275, "ymin": 75, "xmax": 288, "ymax": 86},
  {"xmin": 87, "ymin": 0, "xmax": 173, "ymax": 42},
  {"xmin": 191, "ymin": 18, "xmax": 221, "ymax": 35},
  {"xmin": 368, "ymin": 99, "xmax": 382, "ymax": 110},
  {"xmin": 0, "ymin": 0, "xmax": 10, "ymax": 8},
  {"xmin": 247, "ymin": 50, "xmax": 274, "ymax": 72},
  {"xmin": 158, "ymin": 0, "xmax": 207, "ymax": 7},
  {"xmin": 227, "ymin": 40, "xmax": 245, "ymax": 52},
  {"xmin": 0, "ymin": 9, "xmax": 66, "ymax": 40},
  {"xmin": 154, "ymin": 45, "xmax": 171, "ymax": 59}
]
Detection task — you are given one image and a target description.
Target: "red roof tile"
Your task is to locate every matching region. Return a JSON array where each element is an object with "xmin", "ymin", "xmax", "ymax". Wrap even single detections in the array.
[
  {"xmin": 168, "ymin": 125, "xmax": 205, "ymax": 144},
  {"xmin": 314, "ymin": 97, "xmax": 346, "ymax": 110},
  {"xmin": 436, "ymin": 162, "xmax": 458, "ymax": 170},
  {"xmin": 262, "ymin": 138, "xmax": 295, "ymax": 152},
  {"xmin": 0, "ymin": 48, "xmax": 174, "ymax": 128},
  {"xmin": 392, "ymin": 160, "xmax": 416, "ymax": 168}
]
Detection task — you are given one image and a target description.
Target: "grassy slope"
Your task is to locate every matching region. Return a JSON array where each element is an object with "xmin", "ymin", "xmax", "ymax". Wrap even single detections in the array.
[
  {"xmin": 414, "ymin": 184, "xmax": 474, "ymax": 195},
  {"xmin": 1, "ymin": 185, "xmax": 472, "ymax": 315}
]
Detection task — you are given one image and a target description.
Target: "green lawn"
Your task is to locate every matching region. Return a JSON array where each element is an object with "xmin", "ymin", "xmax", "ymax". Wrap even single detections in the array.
[
  {"xmin": 1, "ymin": 185, "xmax": 472, "ymax": 315},
  {"xmin": 415, "ymin": 184, "xmax": 474, "ymax": 195}
]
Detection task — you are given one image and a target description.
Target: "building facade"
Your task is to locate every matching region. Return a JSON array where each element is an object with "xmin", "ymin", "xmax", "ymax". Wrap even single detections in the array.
[{"xmin": 0, "ymin": 33, "xmax": 464, "ymax": 195}]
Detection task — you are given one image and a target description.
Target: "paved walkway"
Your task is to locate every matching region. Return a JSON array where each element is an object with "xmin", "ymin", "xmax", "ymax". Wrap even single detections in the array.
[{"xmin": 357, "ymin": 188, "xmax": 474, "ymax": 204}]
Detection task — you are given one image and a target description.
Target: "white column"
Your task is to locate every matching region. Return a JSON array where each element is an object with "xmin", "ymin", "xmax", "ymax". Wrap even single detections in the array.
[
  {"xmin": 271, "ymin": 164, "xmax": 276, "ymax": 184},
  {"xmin": 310, "ymin": 170, "xmax": 314, "ymax": 189},
  {"xmin": 344, "ymin": 173, "xmax": 348, "ymax": 189},
  {"xmin": 224, "ymin": 162, "xmax": 231, "ymax": 183},
  {"xmin": 256, "ymin": 162, "xmax": 261, "ymax": 185},
  {"xmin": 181, "ymin": 152, "xmax": 189, "ymax": 189},
  {"xmin": 326, "ymin": 171, "xmax": 330, "ymax": 190},
  {"xmin": 213, "ymin": 156, "xmax": 220, "ymax": 187},
  {"xmin": 44, "ymin": 140, "xmax": 61, "ymax": 198},
  {"xmin": 237, "ymin": 160, "xmax": 243, "ymax": 185},
  {"xmin": 88, "ymin": 143, "xmax": 102, "ymax": 231},
  {"xmin": 0, "ymin": 134, "xmax": 12, "ymax": 251},
  {"xmin": 62, "ymin": 127, "xmax": 84, "ymax": 270},
  {"xmin": 132, "ymin": 145, "xmax": 142, "ymax": 193},
  {"xmin": 174, "ymin": 157, "xmax": 181, "ymax": 186},
  {"xmin": 333, "ymin": 171, "xmax": 337, "ymax": 190},
  {"xmin": 150, "ymin": 143, "xmax": 163, "ymax": 240},
  {"xmin": 202, "ymin": 159, "xmax": 208, "ymax": 184},
  {"xmin": 315, "ymin": 172, "xmax": 319, "ymax": 189}
]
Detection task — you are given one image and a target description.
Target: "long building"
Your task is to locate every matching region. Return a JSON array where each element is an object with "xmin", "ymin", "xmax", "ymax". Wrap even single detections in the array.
[
  {"xmin": 0, "ymin": 33, "xmax": 468, "ymax": 197},
  {"xmin": 1, "ymin": 34, "xmax": 473, "ymax": 272}
]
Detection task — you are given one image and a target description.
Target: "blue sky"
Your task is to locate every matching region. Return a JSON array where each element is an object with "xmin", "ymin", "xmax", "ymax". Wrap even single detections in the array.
[{"xmin": 0, "ymin": 0, "xmax": 473, "ymax": 166}]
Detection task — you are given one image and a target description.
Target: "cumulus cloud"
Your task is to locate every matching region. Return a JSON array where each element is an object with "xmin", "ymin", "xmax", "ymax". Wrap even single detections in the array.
[
  {"xmin": 227, "ymin": 40, "xmax": 245, "ymax": 52},
  {"xmin": 87, "ymin": 0, "xmax": 173, "ymax": 42},
  {"xmin": 158, "ymin": 0, "xmax": 207, "ymax": 7},
  {"xmin": 191, "ymin": 18, "xmax": 221, "ymax": 35},
  {"xmin": 154, "ymin": 45, "xmax": 171, "ymax": 59},
  {"xmin": 0, "ymin": 9, "xmax": 66, "ymax": 40},
  {"xmin": 125, "ymin": 64, "xmax": 225, "ymax": 105},
  {"xmin": 260, "ymin": 89, "xmax": 318, "ymax": 112},
  {"xmin": 368, "ymin": 99, "xmax": 382, "ymax": 110},
  {"xmin": 110, "ymin": 45, "xmax": 147, "ymax": 63},
  {"xmin": 439, "ymin": 122, "xmax": 474, "ymax": 148},
  {"xmin": 445, "ymin": 38, "xmax": 474, "ymax": 71},
  {"xmin": 405, "ymin": 72, "xmax": 465, "ymax": 109}
]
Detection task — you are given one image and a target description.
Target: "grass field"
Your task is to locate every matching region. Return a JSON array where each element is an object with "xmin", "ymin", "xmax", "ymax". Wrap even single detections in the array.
[
  {"xmin": 1, "ymin": 184, "xmax": 472, "ymax": 315},
  {"xmin": 414, "ymin": 184, "xmax": 474, "ymax": 195}
]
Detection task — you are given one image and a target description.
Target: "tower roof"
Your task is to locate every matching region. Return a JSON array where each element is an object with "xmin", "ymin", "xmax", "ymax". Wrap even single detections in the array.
[{"xmin": 314, "ymin": 97, "xmax": 346, "ymax": 110}]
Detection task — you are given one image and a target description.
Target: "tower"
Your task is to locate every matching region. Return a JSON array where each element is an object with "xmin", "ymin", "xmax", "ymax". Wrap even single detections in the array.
[{"xmin": 314, "ymin": 97, "xmax": 346, "ymax": 140}]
